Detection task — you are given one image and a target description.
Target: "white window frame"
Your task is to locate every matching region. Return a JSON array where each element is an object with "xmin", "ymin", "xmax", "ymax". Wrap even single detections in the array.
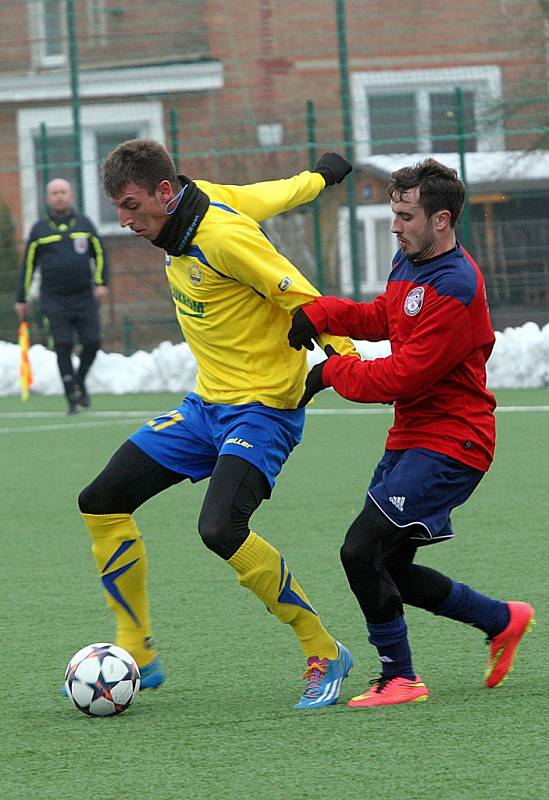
[
  {"xmin": 352, "ymin": 65, "xmax": 504, "ymax": 161},
  {"xmin": 17, "ymin": 101, "xmax": 164, "ymax": 236},
  {"xmin": 86, "ymin": 0, "xmax": 108, "ymax": 48},
  {"xmin": 338, "ymin": 205, "xmax": 394, "ymax": 295},
  {"xmin": 33, "ymin": 0, "xmax": 67, "ymax": 68}
]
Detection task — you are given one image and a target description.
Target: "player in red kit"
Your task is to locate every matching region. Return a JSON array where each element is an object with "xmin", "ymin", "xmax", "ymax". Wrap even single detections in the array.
[{"xmin": 288, "ymin": 158, "xmax": 535, "ymax": 708}]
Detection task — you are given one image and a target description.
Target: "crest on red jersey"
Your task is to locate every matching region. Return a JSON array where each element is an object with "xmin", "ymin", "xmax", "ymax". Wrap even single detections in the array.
[{"xmin": 404, "ymin": 286, "xmax": 424, "ymax": 316}]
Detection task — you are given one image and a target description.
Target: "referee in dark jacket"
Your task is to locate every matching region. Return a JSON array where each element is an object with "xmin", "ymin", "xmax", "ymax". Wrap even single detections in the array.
[{"xmin": 15, "ymin": 178, "xmax": 109, "ymax": 414}]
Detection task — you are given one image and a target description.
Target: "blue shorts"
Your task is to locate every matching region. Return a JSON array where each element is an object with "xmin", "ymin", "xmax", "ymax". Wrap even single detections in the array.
[
  {"xmin": 367, "ymin": 448, "xmax": 485, "ymax": 545},
  {"xmin": 129, "ymin": 392, "xmax": 305, "ymax": 490}
]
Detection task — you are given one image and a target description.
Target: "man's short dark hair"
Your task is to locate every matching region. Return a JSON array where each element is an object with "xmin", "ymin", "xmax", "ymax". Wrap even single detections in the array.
[
  {"xmin": 387, "ymin": 158, "xmax": 465, "ymax": 227},
  {"xmin": 102, "ymin": 138, "xmax": 179, "ymax": 198}
]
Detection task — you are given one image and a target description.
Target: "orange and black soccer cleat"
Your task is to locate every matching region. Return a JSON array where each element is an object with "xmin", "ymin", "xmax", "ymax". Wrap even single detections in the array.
[
  {"xmin": 485, "ymin": 601, "xmax": 535, "ymax": 688},
  {"xmin": 347, "ymin": 675, "xmax": 429, "ymax": 708}
]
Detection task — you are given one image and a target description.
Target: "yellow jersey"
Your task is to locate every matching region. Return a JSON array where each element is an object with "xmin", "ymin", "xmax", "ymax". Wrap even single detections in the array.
[{"xmin": 165, "ymin": 170, "xmax": 357, "ymax": 408}]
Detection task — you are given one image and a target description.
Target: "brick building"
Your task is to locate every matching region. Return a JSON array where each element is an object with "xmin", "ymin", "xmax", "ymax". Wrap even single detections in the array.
[{"xmin": 0, "ymin": 0, "xmax": 548, "ymax": 347}]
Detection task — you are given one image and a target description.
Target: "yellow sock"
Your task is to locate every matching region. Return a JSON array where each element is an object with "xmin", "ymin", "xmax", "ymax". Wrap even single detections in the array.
[
  {"xmin": 82, "ymin": 512, "xmax": 157, "ymax": 668},
  {"xmin": 228, "ymin": 531, "xmax": 338, "ymax": 659}
]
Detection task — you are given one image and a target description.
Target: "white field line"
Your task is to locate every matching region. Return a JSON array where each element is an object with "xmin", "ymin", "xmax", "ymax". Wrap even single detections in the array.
[
  {"xmin": 306, "ymin": 406, "xmax": 549, "ymax": 414},
  {"xmin": 0, "ymin": 410, "xmax": 154, "ymax": 418},
  {"xmin": 0, "ymin": 419, "xmax": 145, "ymax": 433},
  {"xmin": 0, "ymin": 405, "xmax": 547, "ymax": 434}
]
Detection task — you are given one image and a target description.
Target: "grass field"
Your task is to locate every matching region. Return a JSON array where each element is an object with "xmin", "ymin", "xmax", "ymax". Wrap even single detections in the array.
[{"xmin": 2, "ymin": 389, "xmax": 547, "ymax": 800}]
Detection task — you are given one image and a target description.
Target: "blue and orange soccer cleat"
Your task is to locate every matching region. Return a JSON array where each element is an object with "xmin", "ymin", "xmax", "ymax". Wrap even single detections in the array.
[
  {"xmin": 139, "ymin": 656, "xmax": 166, "ymax": 690},
  {"xmin": 293, "ymin": 642, "xmax": 353, "ymax": 709},
  {"xmin": 347, "ymin": 675, "xmax": 429, "ymax": 708},
  {"xmin": 485, "ymin": 601, "xmax": 535, "ymax": 689}
]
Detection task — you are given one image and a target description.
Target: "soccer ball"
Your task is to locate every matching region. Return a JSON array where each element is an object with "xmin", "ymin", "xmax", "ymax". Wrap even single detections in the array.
[{"xmin": 64, "ymin": 643, "xmax": 140, "ymax": 717}]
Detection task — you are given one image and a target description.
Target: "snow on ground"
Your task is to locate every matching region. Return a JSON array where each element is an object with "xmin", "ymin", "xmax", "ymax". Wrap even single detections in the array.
[{"xmin": 1, "ymin": 322, "xmax": 548, "ymax": 397}]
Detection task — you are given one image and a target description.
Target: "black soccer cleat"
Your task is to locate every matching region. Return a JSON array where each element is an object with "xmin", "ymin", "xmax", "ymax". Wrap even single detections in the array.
[
  {"xmin": 76, "ymin": 384, "xmax": 91, "ymax": 407},
  {"xmin": 67, "ymin": 399, "xmax": 79, "ymax": 415}
]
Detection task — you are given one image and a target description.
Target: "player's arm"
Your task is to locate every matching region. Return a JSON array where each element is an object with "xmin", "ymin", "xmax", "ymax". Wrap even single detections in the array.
[
  {"xmin": 321, "ymin": 295, "xmax": 474, "ymax": 404},
  {"xmin": 198, "ymin": 153, "xmax": 352, "ymax": 222},
  {"xmin": 288, "ymin": 294, "xmax": 390, "ymax": 351},
  {"xmin": 15, "ymin": 225, "xmax": 40, "ymax": 314},
  {"xmin": 86, "ymin": 217, "xmax": 109, "ymax": 288},
  {"xmin": 213, "ymin": 224, "xmax": 358, "ymax": 358}
]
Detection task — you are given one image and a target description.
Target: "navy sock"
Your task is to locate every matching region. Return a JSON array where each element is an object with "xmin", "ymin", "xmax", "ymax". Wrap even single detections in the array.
[
  {"xmin": 367, "ymin": 615, "xmax": 415, "ymax": 679},
  {"xmin": 432, "ymin": 580, "xmax": 510, "ymax": 638}
]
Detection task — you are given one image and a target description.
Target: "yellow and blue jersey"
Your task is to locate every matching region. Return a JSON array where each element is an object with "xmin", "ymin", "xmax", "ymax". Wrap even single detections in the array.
[{"xmin": 165, "ymin": 170, "xmax": 357, "ymax": 408}]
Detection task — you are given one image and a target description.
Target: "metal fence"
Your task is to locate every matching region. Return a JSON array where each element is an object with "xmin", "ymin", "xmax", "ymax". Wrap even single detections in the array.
[{"xmin": 1, "ymin": 0, "xmax": 548, "ymax": 351}]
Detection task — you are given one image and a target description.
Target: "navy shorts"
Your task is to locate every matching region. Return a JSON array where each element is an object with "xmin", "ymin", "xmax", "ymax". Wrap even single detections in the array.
[
  {"xmin": 129, "ymin": 392, "xmax": 305, "ymax": 490},
  {"xmin": 367, "ymin": 448, "xmax": 485, "ymax": 545}
]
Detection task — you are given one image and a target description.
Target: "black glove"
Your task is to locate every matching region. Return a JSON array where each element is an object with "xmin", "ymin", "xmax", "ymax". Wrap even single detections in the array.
[
  {"xmin": 288, "ymin": 307, "xmax": 318, "ymax": 351},
  {"xmin": 298, "ymin": 345, "xmax": 339, "ymax": 408},
  {"xmin": 314, "ymin": 153, "xmax": 353, "ymax": 186}
]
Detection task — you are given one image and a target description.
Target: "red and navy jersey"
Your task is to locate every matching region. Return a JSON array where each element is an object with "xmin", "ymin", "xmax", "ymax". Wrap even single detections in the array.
[{"xmin": 309, "ymin": 244, "xmax": 496, "ymax": 471}]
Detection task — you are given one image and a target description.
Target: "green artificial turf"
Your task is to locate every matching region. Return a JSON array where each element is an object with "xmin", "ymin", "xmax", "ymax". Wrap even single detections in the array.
[{"xmin": 1, "ymin": 389, "xmax": 547, "ymax": 799}]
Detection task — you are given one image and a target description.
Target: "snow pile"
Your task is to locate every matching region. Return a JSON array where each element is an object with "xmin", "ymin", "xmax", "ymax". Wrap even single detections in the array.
[
  {"xmin": 488, "ymin": 322, "xmax": 549, "ymax": 388},
  {"xmin": 0, "ymin": 339, "xmax": 198, "ymax": 396},
  {"xmin": 1, "ymin": 322, "xmax": 548, "ymax": 397}
]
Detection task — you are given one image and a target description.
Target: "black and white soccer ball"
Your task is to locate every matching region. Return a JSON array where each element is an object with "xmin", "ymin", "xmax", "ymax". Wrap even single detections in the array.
[{"xmin": 64, "ymin": 643, "xmax": 140, "ymax": 717}]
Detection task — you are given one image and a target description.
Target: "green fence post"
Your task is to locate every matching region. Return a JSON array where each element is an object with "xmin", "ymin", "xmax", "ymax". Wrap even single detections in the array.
[
  {"xmin": 454, "ymin": 87, "xmax": 472, "ymax": 251},
  {"xmin": 169, "ymin": 108, "xmax": 180, "ymax": 172},
  {"xmin": 39, "ymin": 122, "xmax": 50, "ymax": 189},
  {"xmin": 66, "ymin": 0, "xmax": 84, "ymax": 210},
  {"xmin": 306, "ymin": 100, "xmax": 325, "ymax": 293},
  {"xmin": 122, "ymin": 316, "xmax": 133, "ymax": 356},
  {"xmin": 336, "ymin": 0, "xmax": 361, "ymax": 299}
]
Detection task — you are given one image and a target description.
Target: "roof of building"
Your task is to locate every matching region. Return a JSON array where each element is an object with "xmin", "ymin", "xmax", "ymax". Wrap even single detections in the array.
[{"xmin": 359, "ymin": 151, "xmax": 549, "ymax": 192}]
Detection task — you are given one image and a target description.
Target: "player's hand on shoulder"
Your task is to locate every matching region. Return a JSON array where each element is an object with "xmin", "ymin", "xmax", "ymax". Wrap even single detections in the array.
[{"xmin": 314, "ymin": 153, "xmax": 353, "ymax": 186}]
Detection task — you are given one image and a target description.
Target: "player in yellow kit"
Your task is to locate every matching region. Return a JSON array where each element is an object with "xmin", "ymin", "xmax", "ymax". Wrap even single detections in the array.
[{"xmin": 76, "ymin": 138, "xmax": 356, "ymax": 708}]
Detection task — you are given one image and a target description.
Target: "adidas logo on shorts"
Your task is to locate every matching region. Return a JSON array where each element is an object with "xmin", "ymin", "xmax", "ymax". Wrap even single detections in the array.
[{"xmin": 388, "ymin": 495, "xmax": 406, "ymax": 512}]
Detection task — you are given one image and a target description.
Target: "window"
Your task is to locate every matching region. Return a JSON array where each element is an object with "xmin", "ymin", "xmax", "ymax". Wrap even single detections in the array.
[
  {"xmin": 429, "ymin": 91, "xmax": 476, "ymax": 152},
  {"xmin": 18, "ymin": 101, "xmax": 164, "ymax": 235},
  {"xmin": 34, "ymin": 132, "xmax": 74, "ymax": 210},
  {"xmin": 257, "ymin": 123, "xmax": 284, "ymax": 148},
  {"xmin": 87, "ymin": 0, "xmax": 108, "ymax": 48},
  {"xmin": 96, "ymin": 131, "xmax": 140, "ymax": 223},
  {"xmin": 338, "ymin": 205, "xmax": 395, "ymax": 295},
  {"xmin": 352, "ymin": 66, "xmax": 503, "ymax": 160},
  {"xmin": 368, "ymin": 93, "xmax": 417, "ymax": 154},
  {"xmin": 36, "ymin": 0, "xmax": 67, "ymax": 66},
  {"xmin": 33, "ymin": 128, "xmax": 140, "ymax": 224}
]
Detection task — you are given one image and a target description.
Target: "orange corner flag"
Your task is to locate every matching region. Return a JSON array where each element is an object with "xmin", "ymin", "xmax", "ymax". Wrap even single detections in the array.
[{"xmin": 18, "ymin": 321, "xmax": 33, "ymax": 401}]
